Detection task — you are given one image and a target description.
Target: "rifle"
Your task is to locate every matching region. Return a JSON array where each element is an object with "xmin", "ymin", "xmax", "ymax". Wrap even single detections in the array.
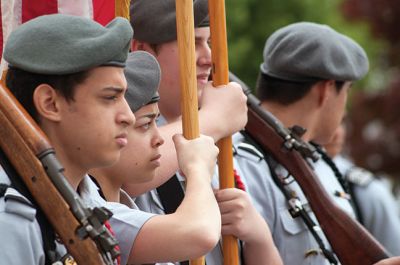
[
  {"xmin": 0, "ymin": 83, "xmax": 119, "ymax": 264},
  {"xmin": 234, "ymin": 77, "xmax": 389, "ymax": 264},
  {"xmin": 208, "ymin": 1, "xmax": 240, "ymax": 264}
]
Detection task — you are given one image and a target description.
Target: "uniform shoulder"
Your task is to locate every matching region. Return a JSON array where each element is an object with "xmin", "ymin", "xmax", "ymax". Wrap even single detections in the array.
[
  {"xmin": 233, "ymin": 132, "xmax": 265, "ymax": 162},
  {"xmin": 345, "ymin": 166, "xmax": 374, "ymax": 187},
  {"xmin": 1, "ymin": 186, "xmax": 36, "ymax": 221}
]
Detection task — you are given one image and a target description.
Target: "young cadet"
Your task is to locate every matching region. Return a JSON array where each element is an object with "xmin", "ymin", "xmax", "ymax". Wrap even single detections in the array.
[
  {"xmin": 323, "ymin": 124, "xmax": 400, "ymax": 255},
  {"xmin": 127, "ymin": 1, "xmax": 283, "ymax": 265},
  {"xmin": 90, "ymin": 51, "xmax": 221, "ymax": 264},
  {"xmin": 0, "ymin": 15, "xmax": 220, "ymax": 265},
  {"xmin": 229, "ymin": 22, "xmax": 371, "ymax": 265}
]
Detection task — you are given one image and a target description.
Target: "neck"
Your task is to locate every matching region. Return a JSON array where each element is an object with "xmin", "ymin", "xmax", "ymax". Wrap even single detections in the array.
[
  {"xmin": 41, "ymin": 123, "xmax": 89, "ymax": 190},
  {"xmin": 89, "ymin": 169, "xmax": 121, "ymax": 202},
  {"xmin": 260, "ymin": 101, "xmax": 317, "ymax": 142},
  {"xmin": 159, "ymin": 104, "xmax": 180, "ymax": 123}
]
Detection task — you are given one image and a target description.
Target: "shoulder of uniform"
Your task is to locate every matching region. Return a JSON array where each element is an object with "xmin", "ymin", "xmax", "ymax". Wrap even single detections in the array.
[
  {"xmin": 345, "ymin": 166, "xmax": 374, "ymax": 187},
  {"xmin": 3, "ymin": 187, "xmax": 36, "ymax": 221},
  {"xmin": 234, "ymin": 142, "xmax": 264, "ymax": 162}
]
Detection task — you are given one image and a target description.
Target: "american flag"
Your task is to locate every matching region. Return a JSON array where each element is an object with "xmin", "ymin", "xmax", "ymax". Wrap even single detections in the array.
[{"xmin": 0, "ymin": 0, "xmax": 129, "ymax": 78}]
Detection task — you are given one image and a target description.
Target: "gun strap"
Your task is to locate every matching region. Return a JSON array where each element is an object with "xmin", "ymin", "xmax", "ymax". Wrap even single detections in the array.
[
  {"xmin": 156, "ymin": 175, "xmax": 189, "ymax": 265},
  {"xmin": 0, "ymin": 148, "xmax": 58, "ymax": 265},
  {"xmin": 310, "ymin": 142, "xmax": 364, "ymax": 224},
  {"xmin": 240, "ymin": 131, "xmax": 338, "ymax": 265}
]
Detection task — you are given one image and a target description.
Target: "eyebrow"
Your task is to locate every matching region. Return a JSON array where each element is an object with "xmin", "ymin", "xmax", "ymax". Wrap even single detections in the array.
[
  {"xmin": 101, "ymin": 87, "xmax": 125, "ymax": 93},
  {"xmin": 195, "ymin": 36, "xmax": 209, "ymax": 42},
  {"xmin": 137, "ymin": 112, "xmax": 160, "ymax": 119}
]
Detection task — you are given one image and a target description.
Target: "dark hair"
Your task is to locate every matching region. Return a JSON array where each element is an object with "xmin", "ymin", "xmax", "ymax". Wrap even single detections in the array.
[
  {"xmin": 6, "ymin": 67, "xmax": 89, "ymax": 122},
  {"xmin": 256, "ymin": 73, "xmax": 346, "ymax": 105}
]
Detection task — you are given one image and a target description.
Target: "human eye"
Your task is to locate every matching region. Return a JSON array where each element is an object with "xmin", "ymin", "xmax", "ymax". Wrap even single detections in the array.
[
  {"xmin": 104, "ymin": 95, "xmax": 118, "ymax": 101},
  {"xmin": 140, "ymin": 122, "xmax": 151, "ymax": 130}
]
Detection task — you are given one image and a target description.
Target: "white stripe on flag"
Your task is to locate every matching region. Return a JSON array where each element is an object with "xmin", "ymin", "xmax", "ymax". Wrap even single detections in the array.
[
  {"xmin": 58, "ymin": 0, "xmax": 93, "ymax": 19},
  {"xmin": 1, "ymin": 0, "xmax": 22, "ymax": 77}
]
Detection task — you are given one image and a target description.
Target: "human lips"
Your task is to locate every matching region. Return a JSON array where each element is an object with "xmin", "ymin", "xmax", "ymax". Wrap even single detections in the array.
[
  {"xmin": 197, "ymin": 73, "xmax": 210, "ymax": 84},
  {"xmin": 115, "ymin": 132, "xmax": 128, "ymax": 147},
  {"xmin": 150, "ymin": 154, "xmax": 162, "ymax": 167}
]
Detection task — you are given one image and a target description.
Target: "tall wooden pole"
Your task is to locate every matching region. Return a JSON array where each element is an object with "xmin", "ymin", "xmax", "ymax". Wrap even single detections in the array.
[
  {"xmin": 175, "ymin": 1, "xmax": 203, "ymax": 264},
  {"xmin": 208, "ymin": 0, "xmax": 240, "ymax": 264}
]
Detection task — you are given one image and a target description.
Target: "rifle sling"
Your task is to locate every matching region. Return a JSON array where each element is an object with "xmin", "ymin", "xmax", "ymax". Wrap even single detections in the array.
[
  {"xmin": 0, "ymin": 148, "xmax": 59, "ymax": 265},
  {"xmin": 156, "ymin": 175, "xmax": 189, "ymax": 265},
  {"xmin": 240, "ymin": 131, "xmax": 338, "ymax": 265},
  {"xmin": 310, "ymin": 143, "xmax": 364, "ymax": 224}
]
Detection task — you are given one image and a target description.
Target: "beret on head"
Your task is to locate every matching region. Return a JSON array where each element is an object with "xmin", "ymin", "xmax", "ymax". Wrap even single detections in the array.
[
  {"xmin": 4, "ymin": 14, "xmax": 133, "ymax": 74},
  {"xmin": 131, "ymin": 0, "xmax": 209, "ymax": 44},
  {"xmin": 124, "ymin": 51, "xmax": 161, "ymax": 112},
  {"xmin": 260, "ymin": 22, "xmax": 369, "ymax": 82}
]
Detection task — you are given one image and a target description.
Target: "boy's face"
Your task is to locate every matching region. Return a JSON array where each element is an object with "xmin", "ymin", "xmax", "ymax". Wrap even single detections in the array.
[
  {"xmin": 55, "ymin": 66, "xmax": 135, "ymax": 171},
  {"xmin": 114, "ymin": 102, "xmax": 163, "ymax": 184},
  {"xmin": 316, "ymin": 81, "xmax": 351, "ymax": 145},
  {"xmin": 155, "ymin": 27, "xmax": 212, "ymax": 120},
  {"xmin": 324, "ymin": 124, "xmax": 346, "ymax": 158}
]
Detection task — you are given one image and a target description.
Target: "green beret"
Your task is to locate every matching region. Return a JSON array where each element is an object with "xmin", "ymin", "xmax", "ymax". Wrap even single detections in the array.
[
  {"xmin": 260, "ymin": 22, "xmax": 369, "ymax": 82},
  {"xmin": 124, "ymin": 51, "xmax": 161, "ymax": 112},
  {"xmin": 130, "ymin": 0, "xmax": 209, "ymax": 44},
  {"xmin": 4, "ymin": 14, "xmax": 133, "ymax": 74}
]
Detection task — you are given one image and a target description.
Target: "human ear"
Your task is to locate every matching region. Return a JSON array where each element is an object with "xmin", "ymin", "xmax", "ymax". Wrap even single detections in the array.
[
  {"xmin": 316, "ymin": 80, "xmax": 335, "ymax": 107},
  {"xmin": 32, "ymin": 84, "xmax": 62, "ymax": 122},
  {"xmin": 132, "ymin": 40, "xmax": 158, "ymax": 56}
]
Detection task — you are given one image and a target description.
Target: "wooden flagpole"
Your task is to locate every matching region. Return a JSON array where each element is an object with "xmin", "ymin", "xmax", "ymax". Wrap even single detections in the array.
[
  {"xmin": 208, "ymin": 0, "xmax": 239, "ymax": 264},
  {"xmin": 174, "ymin": 1, "xmax": 202, "ymax": 263}
]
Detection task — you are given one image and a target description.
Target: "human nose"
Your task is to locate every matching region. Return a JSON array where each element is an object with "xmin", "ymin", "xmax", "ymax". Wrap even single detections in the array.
[
  {"xmin": 152, "ymin": 127, "xmax": 165, "ymax": 148},
  {"xmin": 197, "ymin": 43, "xmax": 212, "ymax": 67},
  {"xmin": 118, "ymin": 99, "xmax": 135, "ymax": 127}
]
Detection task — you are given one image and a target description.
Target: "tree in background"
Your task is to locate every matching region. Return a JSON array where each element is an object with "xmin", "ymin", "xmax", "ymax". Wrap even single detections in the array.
[
  {"xmin": 341, "ymin": 0, "xmax": 400, "ymax": 190},
  {"xmin": 225, "ymin": 0, "xmax": 384, "ymax": 91},
  {"xmin": 226, "ymin": 0, "xmax": 400, "ymax": 189}
]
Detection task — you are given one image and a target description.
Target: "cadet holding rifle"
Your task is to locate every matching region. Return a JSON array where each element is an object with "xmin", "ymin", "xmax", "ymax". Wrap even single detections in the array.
[
  {"xmin": 237, "ymin": 22, "xmax": 382, "ymax": 265},
  {"xmin": 0, "ymin": 14, "xmax": 220, "ymax": 265}
]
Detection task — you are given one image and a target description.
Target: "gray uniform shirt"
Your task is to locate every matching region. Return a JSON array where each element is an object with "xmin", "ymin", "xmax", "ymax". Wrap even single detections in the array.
[
  {"xmin": 333, "ymin": 155, "xmax": 400, "ymax": 256},
  {"xmin": 233, "ymin": 133, "xmax": 356, "ymax": 265},
  {"xmin": 0, "ymin": 169, "xmax": 154, "ymax": 265},
  {"xmin": 135, "ymin": 171, "xmax": 225, "ymax": 265}
]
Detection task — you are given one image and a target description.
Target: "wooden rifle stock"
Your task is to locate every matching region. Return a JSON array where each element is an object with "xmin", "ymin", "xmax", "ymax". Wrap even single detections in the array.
[
  {"xmin": 0, "ymin": 83, "xmax": 117, "ymax": 264},
  {"xmin": 244, "ymin": 91, "xmax": 389, "ymax": 265},
  {"xmin": 208, "ymin": 1, "xmax": 239, "ymax": 264}
]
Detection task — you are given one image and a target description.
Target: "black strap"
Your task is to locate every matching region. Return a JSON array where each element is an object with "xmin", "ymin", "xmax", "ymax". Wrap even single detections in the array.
[
  {"xmin": 0, "ymin": 148, "xmax": 58, "ymax": 265},
  {"xmin": 156, "ymin": 175, "xmax": 188, "ymax": 265},
  {"xmin": 0, "ymin": 183, "xmax": 8, "ymax": 197},
  {"xmin": 266, "ymin": 156, "xmax": 338, "ymax": 265},
  {"xmin": 310, "ymin": 142, "xmax": 364, "ymax": 224},
  {"xmin": 240, "ymin": 131, "xmax": 338, "ymax": 264},
  {"xmin": 157, "ymin": 175, "xmax": 185, "ymax": 214},
  {"xmin": 89, "ymin": 175, "xmax": 107, "ymax": 200}
]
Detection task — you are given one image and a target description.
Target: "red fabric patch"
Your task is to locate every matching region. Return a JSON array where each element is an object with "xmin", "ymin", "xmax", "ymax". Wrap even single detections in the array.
[
  {"xmin": 22, "ymin": 0, "xmax": 58, "ymax": 23},
  {"xmin": 233, "ymin": 169, "xmax": 246, "ymax": 191},
  {"xmin": 93, "ymin": 0, "xmax": 115, "ymax": 25},
  {"xmin": 104, "ymin": 220, "xmax": 121, "ymax": 265}
]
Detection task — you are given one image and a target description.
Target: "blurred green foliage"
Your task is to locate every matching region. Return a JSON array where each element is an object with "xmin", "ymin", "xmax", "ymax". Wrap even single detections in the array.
[{"xmin": 225, "ymin": 0, "xmax": 388, "ymax": 92}]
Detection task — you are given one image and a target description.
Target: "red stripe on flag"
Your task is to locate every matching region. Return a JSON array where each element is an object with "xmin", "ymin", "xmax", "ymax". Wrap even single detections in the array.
[
  {"xmin": 0, "ymin": 2, "xmax": 3, "ymax": 62},
  {"xmin": 93, "ymin": 0, "xmax": 115, "ymax": 25},
  {"xmin": 22, "ymin": 0, "xmax": 58, "ymax": 23}
]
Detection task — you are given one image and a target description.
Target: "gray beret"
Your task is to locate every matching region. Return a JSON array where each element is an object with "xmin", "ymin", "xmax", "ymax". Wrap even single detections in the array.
[
  {"xmin": 131, "ymin": 0, "xmax": 209, "ymax": 44},
  {"xmin": 260, "ymin": 22, "xmax": 369, "ymax": 82},
  {"xmin": 124, "ymin": 51, "xmax": 161, "ymax": 112},
  {"xmin": 4, "ymin": 14, "xmax": 133, "ymax": 75}
]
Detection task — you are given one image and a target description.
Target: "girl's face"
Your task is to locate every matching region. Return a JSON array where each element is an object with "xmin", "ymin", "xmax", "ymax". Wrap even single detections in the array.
[{"xmin": 122, "ymin": 103, "xmax": 164, "ymax": 184}]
